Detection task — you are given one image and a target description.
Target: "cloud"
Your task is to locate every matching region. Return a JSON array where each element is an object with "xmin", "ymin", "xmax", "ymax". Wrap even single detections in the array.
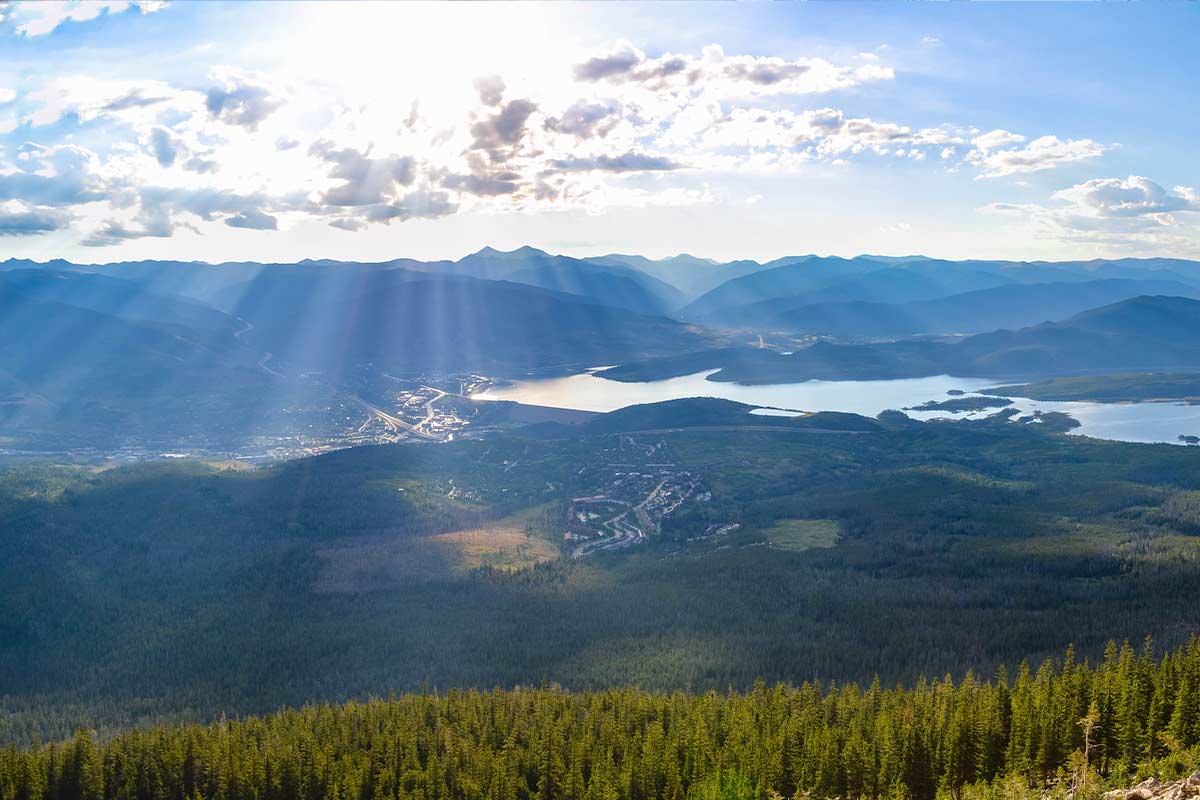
[
  {"xmin": 183, "ymin": 156, "xmax": 218, "ymax": 174},
  {"xmin": 920, "ymin": 36, "xmax": 942, "ymax": 46},
  {"xmin": 148, "ymin": 126, "xmax": 180, "ymax": 167},
  {"xmin": 0, "ymin": 88, "xmax": 15, "ymax": 104},
  {"xmin": 692, "ymin": 106, "xmax": 964, "ymax": 161},
  {"xmin": 0, "ymin": 202, "xmax": 71, "ymax": 236},
  {"xmin": 0, "ymin": 144, "xmax": 108, "ymax": 206},
  {"xmin": 80, "ymin": 184, "xmax": 287, "ymax": 245},
  {"xmin": 549, "ymin": 153, "xmax": 682, "ymax": 173},
  {"xmin": 544, "ymin": 99, "xmax": 623, "ymax": 139},
  {"xmin": 474, "ymin": 75, "xmax": 506, "ymax": 107},
  {"xmin": 136, "ymin": 185, "xmax": 279, "ymax": 222},
  {"xmin": 442, "ymin": 172, "xmax": 521, "ymax": 197},
  {"xmin": 979, "ymin": 175, "xmax": 1200, "ymax": 253},
  {"xmin": 0, "ymin": 28, "xmax": 1124, "ymax": 248},
  {"xmin": 574, "ymin": 46, "xmax": 644, "ymax": 81},
  {"xmin": 1051, "ymin": 175, "xmax": 1200, "ymax": 218},
  {"xmin": 80, "ymin": 216, "xmax": 174, "ymax": 246},
  {"xmin": 10, "ymin": 0, "xmax": 167, "ymax": 37},
  {"xmin": 362, "ymin": 188, "xmax": 458, "ymax": 223},
  {"xmin": 205, "ymin": 75, "xmax": 282, "ymax": 129},
  {"xmin": 573, "ymin": 42, "xmax": 894, "ymax": 97},
  {"xmin": 469, "ymin": 98, "xmax": 537, "ymax": 162},
  {"xmin": 23, "ymin": 76, "xmax": 185, "ymax": 127},
  {"xmin": 100, "ymin": 87, "xmax": 172, "ymax": 113},
  {"xmin": 967, "ymin": 135, "xmax": 1105, "ymax": 178},
  {"xmin": 309, "ymin": 140, "xmax": 417, "ymax": 206},
  {"xmin": 224, "ymin": 208, "xmax": 278, "ymax": 230},
  {"xmin": 328, "ymin": 217, "xmax": 365, "ymax": 232},
  {"xmin": 971, "ymin": 129, "xmax": 1025, "ymax": 151}
]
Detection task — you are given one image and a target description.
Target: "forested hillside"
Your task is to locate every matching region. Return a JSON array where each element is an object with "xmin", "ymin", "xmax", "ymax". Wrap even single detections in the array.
[
  {"xmin": 3, "ymin": 639, "xmax": 1199, "ymax": 800},
  {"xmin": 4, "ymin": 413, "xmax": 1200, "ymax": 745}
]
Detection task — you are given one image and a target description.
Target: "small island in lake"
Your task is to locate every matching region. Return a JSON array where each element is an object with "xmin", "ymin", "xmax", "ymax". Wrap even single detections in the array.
[{"xmin": 906, "ymin": 396, "xmax": 1013, "ymax": 413}]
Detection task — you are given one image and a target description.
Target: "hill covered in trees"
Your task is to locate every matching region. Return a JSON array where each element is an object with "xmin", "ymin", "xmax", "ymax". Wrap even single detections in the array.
[
  {"xmin": 3, "ymin": 413, "xmax": 1200, "ymax": 745},
  {"xmin": 3, "ymin": 638, "xmax": 1199, "ymax": 800}
]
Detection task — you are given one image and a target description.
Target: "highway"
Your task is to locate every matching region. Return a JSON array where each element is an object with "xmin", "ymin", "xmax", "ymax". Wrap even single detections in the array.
[
  {"xmin": 413, "ymin": 386, "xmax": 448, "ymax": 434},
  {"xmin": 350, "ymin": 395, "xmax": 441, "ymax": 441}
]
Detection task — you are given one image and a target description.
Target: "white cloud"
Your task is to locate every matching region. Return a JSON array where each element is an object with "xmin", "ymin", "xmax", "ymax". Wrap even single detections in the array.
[
  {"xmin": 23, "ymin": 76, "xmax": 187, "ymax": 127},
  {"xmin": 971, "ymin": 129, "xmax": 1025, "ymax": 151},
  {"xmin": 204, "ymin": 71, "xmax": 283, "ymax": 130},
  {"xmin": 920, "ymin": 36, "xmax": 941, "ymax": 46},
  {"xmin": 574, "ymin": 42, "xmax": 894, "ymax": 98},
  {"xmin": 0, "ymin": 27, "xmax": 1119, "ymax": 249},
  {"xmin": 980, "ymin": 175, "xmax": 1200, "ymax": 254},
  {"xmin": 0, "ymin": 88, "xmax": 15, "ymax": 105},
  {"xmin": 1051, "ymin": 175, "xmax": 1200, "ymax": 217},
  {"xmin": 0, "ymin": 199, "xmax": 71, "ymax": 236},
  {"xmin": 10, "ymin": 0, "xmax": 167, "ymax": 37},
  {"xmin": 967, "ymin": 135, "xmax": 1105, "ymax": 178}
]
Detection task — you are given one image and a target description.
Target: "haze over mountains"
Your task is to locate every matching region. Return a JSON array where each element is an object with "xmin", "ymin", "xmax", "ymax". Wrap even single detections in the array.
[{"xmin": 4, "ymin": 245, "xmax": 1200, "ymax": 455}]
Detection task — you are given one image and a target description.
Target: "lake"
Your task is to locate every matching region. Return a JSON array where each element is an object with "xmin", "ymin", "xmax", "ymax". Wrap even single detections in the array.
[{"xmin": 475, "ymin": 370, "xmax": 1200, "ymax": 445}]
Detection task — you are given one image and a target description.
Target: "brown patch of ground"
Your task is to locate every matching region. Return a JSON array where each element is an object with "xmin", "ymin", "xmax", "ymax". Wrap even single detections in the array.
[{"xmin": 315, "ymin": 515, "xmax": 560, "ymax": 593}]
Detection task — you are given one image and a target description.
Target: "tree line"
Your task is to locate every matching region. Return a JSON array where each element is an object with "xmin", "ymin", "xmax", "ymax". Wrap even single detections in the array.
[{"xmin": 3, "ymin": 638, "xmax": 1199, "ymax": 800}]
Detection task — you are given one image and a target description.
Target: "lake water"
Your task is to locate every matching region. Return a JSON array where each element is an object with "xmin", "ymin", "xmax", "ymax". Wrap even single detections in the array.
[{"xmin": 475, "ymin": 370, "xmax": 1200, "ymax": 445}]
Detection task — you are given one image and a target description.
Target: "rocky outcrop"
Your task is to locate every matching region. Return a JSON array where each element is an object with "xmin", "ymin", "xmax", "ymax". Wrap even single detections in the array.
[{"xmin": 1105, "ymin": 774, "xmax": 1200, "ymax": 800}]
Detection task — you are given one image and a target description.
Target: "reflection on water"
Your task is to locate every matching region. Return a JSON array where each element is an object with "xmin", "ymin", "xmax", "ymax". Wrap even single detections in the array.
[{"xmin": 476, "ymin": 370, "xmax": 1200, "ymax": 445}]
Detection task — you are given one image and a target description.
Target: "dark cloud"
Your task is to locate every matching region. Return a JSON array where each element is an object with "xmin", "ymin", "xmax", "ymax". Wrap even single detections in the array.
[
  {"xmin": 574, "ymin": 47, "xmax": 690, "ymax": 86},
  {"xmin": 474, "ymin": 75, "xmax": 506, "ymax": 107},
  {"xmin": 808, "ymin": 109, "xmax": 845, "ymax": 133},
  {"xmin": 363, "ymin": 189, "xmax": 458, "ymax": 223},
  {"xmin": 443, "ymin": 173, "xmax": 521, "ymax": 197},
  {"xmin": 224, "ymin": 208, "xmax": 278, "ymax": 230},
  {"xmin": 328, "ymin": 217, "xmax": 365, "ymax": 232},
  {"xmin": 149, "ymin": 127, "xmax": 179, "ymax": 167},
  {"xmin": 138, "ymin": 185, "xmax": 273, "ymax": 221},
  {"xmin": 205, "ymin": 81, "xmax": 282, "ymax": 129},
  {"xmin": 309, "ymin": 140, "xmax": 417, "ymax": 206},
  {"xmin": 469, "ymin": 98, "xmax": 537, "ymax": 162},
  {"xmin": 101, "ymin": 89, "xmax": 171, "ymax": 113},
  {"xmin": 0, "ymin": 146, "xmax": 107, "ymax": 206},
  {"xmin": 723, "ymin": 62, "xmax": 809, "ymax": 86},
  {"xmin": 574, "ymin": 47, "xmax": 642, "ymax": 81},
  {"xmin": 0, "ymin": 206, "xmax": 71, "ymax": 236},
  {"xmin": 549, "ymin": 153, "xmax": 682, "ymax": 173},
  {"xmin": 545, "ymin": 100, "xmax": 623, "ymax": 139},
  {"xmin": 81, "ymin": 185, "xmax": 292, "ymax": 245},
  {"xmin": 183, "ymin": 156, "xmax": 219, "ymax": 174},
  {"xmin": 80, "ymin": 213, "xmax": 175, "ymax": 247}
]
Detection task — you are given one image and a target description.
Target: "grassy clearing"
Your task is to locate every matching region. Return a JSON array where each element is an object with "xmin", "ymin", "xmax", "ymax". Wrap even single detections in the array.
[
  {"xmin": 764, "ymin": 518, "xmax": 840, "ymax": 551},
  {"xmin": 315, "ymin": 508, "xmax": 560, "ymax": 592}
]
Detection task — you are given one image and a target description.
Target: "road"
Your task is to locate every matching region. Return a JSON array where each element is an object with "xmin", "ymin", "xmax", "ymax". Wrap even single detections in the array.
[
  {"xmin": 257, "ymin": 352, "xmax": 284, "ymax": 378},
  {"xmin": 413, "ymin": 386, "xmax": 448, "ymax": 433},
  {"xmin": 350, "ymin": 395, "xmax": 441, "ymax": 441}
]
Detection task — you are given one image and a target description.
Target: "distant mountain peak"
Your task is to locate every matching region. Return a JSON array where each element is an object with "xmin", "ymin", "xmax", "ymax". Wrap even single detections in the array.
[
  {"xmin": 670, "ymin": 253, "xmax": 718, "ymax": 265},
  {"xmin": 465, "ymin": 245, "xmax": 549, "ymax": 260}
]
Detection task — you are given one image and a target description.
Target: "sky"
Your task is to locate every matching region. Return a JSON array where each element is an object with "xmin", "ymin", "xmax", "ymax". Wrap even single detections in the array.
[{"xmin": 0, "ymin": 0, "xmax": 1197, "ymax": 264}]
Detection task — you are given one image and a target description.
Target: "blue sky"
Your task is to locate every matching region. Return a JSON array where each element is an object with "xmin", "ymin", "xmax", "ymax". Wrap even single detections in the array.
[{"xmin": 0, "ymin": 0, "xmax": 1197, "ymax": 263}]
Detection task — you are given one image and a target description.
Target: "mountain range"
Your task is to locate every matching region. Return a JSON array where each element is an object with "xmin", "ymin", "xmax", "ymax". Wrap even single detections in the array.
[
  {"xmin": 3, "ymin": 247, "xmax": 1199, "ymax": 452},
  {"xmin": 603, "ymin": 294, "xmax": 1200, "ymax": 384}
]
